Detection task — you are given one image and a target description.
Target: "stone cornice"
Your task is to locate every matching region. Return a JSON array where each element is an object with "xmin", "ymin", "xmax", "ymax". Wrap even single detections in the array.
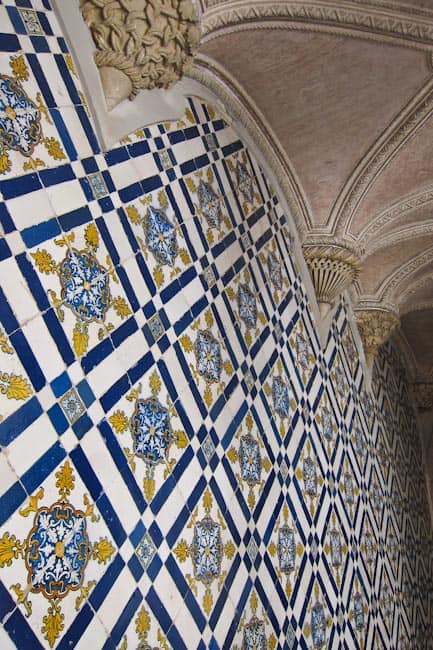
[
  {"xmin": 357, "ymin": 186, "xmax": 433, "ymax": 250},
  {"xmin": 332, "ymin": 77, "xmax": 433, "ymax": 235},
  {"xmin": 201, "ymin": 0, "xmax": 433, "ymax": 49},
  {"xmin": 189, "ymin": 54, "xmax": 311, "ymax": 235},
  {"xmin": 379, "ymin": 244, "xmax": 433, "ymax": 303}
]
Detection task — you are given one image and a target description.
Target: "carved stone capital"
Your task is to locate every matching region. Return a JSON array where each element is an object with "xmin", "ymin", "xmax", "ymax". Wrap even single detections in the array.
[
  {"xmin": 355, "ymin": 309, "xmax": 400, "ymax": 367},
  {"xmin": 302, "ymin": 243, "xmax": 361, "ymax": 318},
  {"xmin": 80, "ymin": 0, "xmax": 201, "ymax": 110},
  {"xmin": 413, "ymin": 383, "xmax": 433, "ymax": 411}
]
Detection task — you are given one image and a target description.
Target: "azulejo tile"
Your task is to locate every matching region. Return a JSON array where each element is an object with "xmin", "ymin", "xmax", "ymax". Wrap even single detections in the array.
[
  {"xmin": 87, "ymin": 171, "xmax": 108, "ymax": 199},
  {"xmin": 124, "ymin": 190, "xmax": 192, "ymax": 290},
  {"xmin": 179, "ymin": 307, "xmax": 234, "ymax": 410},
  {"xmin": 296, "ymin": 440, "xmax": 324, "ymax": 517},
  {"xmin": 202, "ymin": 433, "xmax": 215, "ymax": 463},
  {"xmin": 227, "ymin": 410, "xmax": 271, "ymax": 510},
  {"xmin": 227, "ymin": 151, "xmax": 261, "ymax": 216},
  {"xmin": 18, "ymin": 8, "xmax": 44, "ymax": 35},
  {"xmin": 0, "ymin": 54, "xmax": 67, "ymax": 178},
  {"xmin": 304, "ymin": 583, "xmax": 329, "ymax": 649},
  {"xmin": 59, "ymin": 386, "xmax": 85, "ymax": 424},
  {"xmin": 30, "ymin": 221, "xmax": 133, "ymax": 357},
  {"xmin": 264, "ymin": 358, "xmax": 294, "ymax": 437},
  {"xmin": 268, "ymin": 502, "xmax": 302, "ymax": 598},
  {"xmin": 174, "ymin": 487, "xmax": 235, "ymax": 617},
  {"xmin": 136, "ymin": 531, "xmax": 156, "ymax": 571},
  {"xmin": 0, "ymin": 459, "xmax": 115, "ymax": 648},
  {"xmin": 259, "ymin": 238, "xmax": 290, "ymax": 308},
  {"xmin": 108, "ymin": 369, "xmax": 188, "ymax": 502},
  {"xmin": 226, "ymin": 266, "xmax": 266, "ymax": 349},
  {"xmin": 185, "ymin": 166, "xmax": 231, "ymax": 245},
  {"xmin": 119, "ymin": 603, "xmax": 170, "ymax": 649},
  {"xmin": 148, "ymin": 312, "xmax": 165, "ymax": 343},
  {"xmin": 232, "ymin": 590, "xmax": 277, "ymax": 649}
]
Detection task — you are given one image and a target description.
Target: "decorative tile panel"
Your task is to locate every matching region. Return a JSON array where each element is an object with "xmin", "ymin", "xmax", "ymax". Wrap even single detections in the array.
[{"xmin": 0, "ymin": 6, "xmax": 432, "ymax": 647}]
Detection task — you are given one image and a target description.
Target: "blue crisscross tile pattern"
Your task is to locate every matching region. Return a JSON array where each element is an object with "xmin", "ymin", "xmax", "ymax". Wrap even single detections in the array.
[{"xmin": 0, "ymin": 1, "xmax": 433, "ymax": 648}]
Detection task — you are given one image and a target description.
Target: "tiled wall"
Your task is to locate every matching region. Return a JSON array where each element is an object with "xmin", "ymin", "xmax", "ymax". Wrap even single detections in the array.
[{"xmin": 0, "ymin": 2, "xmax": 432, "ymax": 648}]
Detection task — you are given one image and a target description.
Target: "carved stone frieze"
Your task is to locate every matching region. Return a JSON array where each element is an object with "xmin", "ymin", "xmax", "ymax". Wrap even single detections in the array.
[
  {"xmin": 80, "ymin": 0, "xmax": 201, "ymax": 110},
  {"xmin": 355, "ymin": 309, "xmax": 399, "ymax": 367},
  {"xmin": 302, "ymin": 243, "xmax": 361, "ymax": 318},
  {"xmin": 201, "ymin": 0, "xmax": 433, "ymax": 48},
  {"xmin": 413, "ymin": 383, "xmax": 433, "ymax": 411}
]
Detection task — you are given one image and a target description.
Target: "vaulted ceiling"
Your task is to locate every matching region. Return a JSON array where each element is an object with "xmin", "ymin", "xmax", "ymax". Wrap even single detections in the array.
[{"xmin": 197, "ymin": 0, "xmax": 433, "ymax": 382}]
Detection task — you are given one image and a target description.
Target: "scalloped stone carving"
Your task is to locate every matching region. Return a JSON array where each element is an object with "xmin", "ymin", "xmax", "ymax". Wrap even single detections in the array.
[
  {"xmin": 355, "ymin": 309, "xmax": 399, "ymax": 367},
  {"xmin": 80, "ymin": 0, "xmax": 201, "ymax": 110},
  {"xmin": 302, "ymin": 243, "xmax": 361, "ymax": 318}
]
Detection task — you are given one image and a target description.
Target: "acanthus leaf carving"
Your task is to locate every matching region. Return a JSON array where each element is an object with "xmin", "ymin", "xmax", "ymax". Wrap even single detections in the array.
[
  {"xmin": 355, "ymin": 308, "xmax": 399, "ymax": 367},
  {"xmin": 80, "ymin": 0, "xmax": 201, "ymax": 110}
]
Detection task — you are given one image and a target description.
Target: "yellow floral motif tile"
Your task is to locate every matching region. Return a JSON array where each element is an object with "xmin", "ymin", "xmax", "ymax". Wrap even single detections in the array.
[
  {"xmin": 303, "ymin": 582, "xmax": 331, "ymax": 649},
  {"xmin": 125, "ymin": 190, "xmax": 192, "ymax": 289},
  {"xmin": 174, "ymin": 487, "xmax": 235, "ymax": 617},
  {"xmin": 30, "ymin": 222, "xmax": 132, "ymax": 357},
  {"xmin": 108, "ymin": 369, "xmax": 188, "ymax": 502},
  {"xmin": 0, "ymin": 326, "xmax": 33, "ymax": 422},
  {"xmin": 225, "ymin": 267, "xmax": 266, "ymax": 349},
  {"xmin": 232, "ymin": 590, "xmax": 277, "ymax": 649},
  {"xmin": 119, "ymin": 605, "xmax": 170, "ymax": 649},
  {"xmin": 185, "ymin": 166, "xmax": 231, "ymax": 245},
  {"xmin": 268, "ymin": 502, "xmax": 303, "ymax": 598},
  {"xmin": 0, "ymin": 460, "xmax": 115, "ymax": 648},
  {"xmin": 179, "ymin": 307, "xmax": 234, "ymax": 409},
  {"xmin": 0, "ymin": 54, "xmax": 66, "ymax": 178},
  {"xmin": 227, "ymin": 411, "xmax": 271, "ymax": 510}
]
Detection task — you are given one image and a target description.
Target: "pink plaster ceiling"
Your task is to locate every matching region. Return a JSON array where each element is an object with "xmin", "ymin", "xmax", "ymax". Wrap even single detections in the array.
[
  {"xmin": 199, "ymin": 0, "xmax": 433, "ymax": 380},
  {"xmin": 202, "ymin": 31, "xmax": 428, "ymax": 227}
]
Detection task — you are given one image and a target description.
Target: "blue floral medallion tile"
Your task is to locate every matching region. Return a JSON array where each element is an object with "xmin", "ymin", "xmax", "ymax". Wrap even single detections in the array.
[
  {"xmin": 268, "ymin": 251, "xmax": 282, "ymax": 290},
  {"xmin": 195, "ymin": 329, "xmax": 222, "ymax": 384},
  {"xmin": 60, "ymin": 387, "xmax": 85, "ymax": 424},
  {"xmin": 131, "ymin": 396, "xmax": 173, "ymax": 466},
  {"xmin": 303, "ymin": 457, "xmax": 318, "ymax": 497},
  {"xmin": 197, "ymin": 179, "xmax": 221, "ymax": 229},
  {"xmin": 236, "ymin": 160, "xmax": 254, "ymax": 204},
  {"xmin": 296, "ymin": 333, "xmax": 309, "ymax": 371},
  {"xmin": 0, "ymin": 461, "xmax": 114, "ymax": 648},
  {"xmin": 321, "ymin": 405, "xmax": 333, "ymax": 440},
  {"xmin": 244, "ymin": 369, "xmax": 254, "ymax": 391},
  {"xmin": 0, "ymin": 74, "xmax": 42, "ymax": 157},
  {"xmin": 204, "ymin": 132, "xmax": 217, "ymax": 151},
  {"xmin": 203, "ymin": 265, "xmax": 216, "ymax": 288},
  {"xmin": 272, "ymin": 376, "xmax": 290, "ymax": 419},
  {"xmin": 144, "ymin": 204, "xmax": 178, "ymax": 267},
  {"xmin": 243, "ymin": 618, "xmax": 267, "ymax": 650},
  {"xmin": 278, "ymin": 525, "xmax": 295, "ymax": 573},
  {"xmin": 159, "ymin": 148, "xmax": 171, "ymax": 170},
  {"xmin": 174, "ymin": 488, "xmax": 234, "ymax": 616},
  {"xmin": 136, "ymin": 532, "xmax": 156, "ymax": 570},
  {"xmin": 330, "ymin": 530, "xmax": 342, "ymax": 568},
  {"xmin": 238, "ymin": 283, "xmax": 257, "ymax": 330},
  {"xmin": 343, "ymin": 472, "xmax": 354, "ymax": 506},
  {"xmin": 311, "ymin": 602, "xmax": 326, "ymax": 648},
  {"xmin": 354, "ymin": 592, "xmax": 364, "ymax": 630},
  {"xmin": 60, "ymin": 249, "xmax": 111, "ymax": 323},
  {"xmin": 239, "ymin": 434, "xmax": 261, "ymax": 485},
  {"xmin": 286, "ymin": 624, "xmax": 296, "ymax": 649}
]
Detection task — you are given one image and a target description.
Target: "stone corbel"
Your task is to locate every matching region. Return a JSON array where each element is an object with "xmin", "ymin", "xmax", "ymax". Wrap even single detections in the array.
[
  {"xmin": 79, "ymin": 0, "xmax": 201, "ymax": 111},
  {"xmin": 302, "ymin": 243, "xmax": 361, "ymax": 318},
  {"xmin": 355, "ymin": 309, "xmax": 400, "ymax": 367}
]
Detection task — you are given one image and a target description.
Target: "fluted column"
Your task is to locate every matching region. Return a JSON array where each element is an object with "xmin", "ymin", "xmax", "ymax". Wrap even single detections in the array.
[
  {"xmin": 302, "ymin": 243, "xmax": 361, "ymax": 318},
  {"xmin": 355, "ymin": 309, "xmax": 399, "ymax": 367}
]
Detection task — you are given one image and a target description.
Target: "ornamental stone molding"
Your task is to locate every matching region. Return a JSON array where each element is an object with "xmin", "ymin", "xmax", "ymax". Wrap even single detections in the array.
[
  {"xmin": 79, "ymin": 0, "xmax": 201, "ymax": 110},
  {"xmin": 334, "ymin": 77, "xmax": 433, "ymax": 235},
  {"xmin": 302, "ymin": 243, "xmax": 361, "ymax": 318},
  {"xmin": 355, "ymin": 308, "xmax": 399, "ymax": 367},
  {"xmin": 201, "ymin": 0, "xmax": 433, "ymax": 50},
  {"xmin": 413, "ymin": 383, "xmax": 433, "ymax": 411}
]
